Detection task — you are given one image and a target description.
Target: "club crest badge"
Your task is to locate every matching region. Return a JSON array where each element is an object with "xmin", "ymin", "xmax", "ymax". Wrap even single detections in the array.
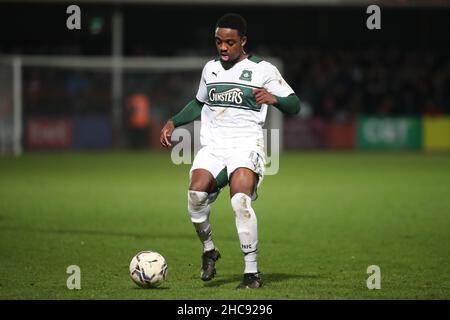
[{"xmin": 239, "ymin": 70, "xmax": 252, "ymax": 82}]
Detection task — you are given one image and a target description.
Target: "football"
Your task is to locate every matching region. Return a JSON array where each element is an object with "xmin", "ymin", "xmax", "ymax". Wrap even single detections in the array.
[{"xmin": 129, "ymin": 251, "xmax": 168, "ymax": 288}]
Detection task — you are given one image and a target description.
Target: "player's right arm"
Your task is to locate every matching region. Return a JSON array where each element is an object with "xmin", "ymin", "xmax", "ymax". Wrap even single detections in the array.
[
  {"xmin": 160, "ymin": 61, "xmax": 210, "ymax": 148},
  {"xmin": 160, "ymin": 99, "xmax": 203, "ymax": 148}
]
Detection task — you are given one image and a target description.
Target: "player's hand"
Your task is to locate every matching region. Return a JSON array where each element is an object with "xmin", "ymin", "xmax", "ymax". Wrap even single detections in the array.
[
  {"xmin": 160, "ymin": 120, "xmax": 175, "ymax": 148},
  {"xmin": 252, "ymin": 88, "xmax": 278, "ymax": 105}
]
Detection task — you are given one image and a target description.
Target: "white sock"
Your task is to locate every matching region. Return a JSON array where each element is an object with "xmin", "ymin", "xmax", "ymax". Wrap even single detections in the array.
[
  {"xmin": 188, "ymin": 190, "xmax": 215, "ymax": 252},
  {"xmin": 231, "ymin": 192, "xmax": 258, "ymax": 274},
  {"xmin": 194, "ymin": 221, "xmax": 215, "ymax": 252},
  {"xmin": 244, "ymin": 251, "xmax": 258, "ymax": 274}
]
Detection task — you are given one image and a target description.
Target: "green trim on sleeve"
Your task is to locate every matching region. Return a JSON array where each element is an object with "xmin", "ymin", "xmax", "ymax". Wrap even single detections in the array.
[
  {"xmin": 170, "ymin": 99, "xmax": 203, "ymax": 127},
  {"xmin": 273, "ymin": 94, "xmax": 301, "ymax": 115}
]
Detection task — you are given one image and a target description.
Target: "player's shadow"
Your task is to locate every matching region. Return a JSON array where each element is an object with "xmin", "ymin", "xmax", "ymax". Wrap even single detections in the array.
[{"xmin": 203, "ymin": 273, "xmax": 321, "ymax": 288}]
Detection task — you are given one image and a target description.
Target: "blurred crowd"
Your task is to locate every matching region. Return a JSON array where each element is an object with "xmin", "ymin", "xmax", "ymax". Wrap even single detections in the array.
[
  {"xmin": 24, "ymin": 69, "xmax": 112, "ymax": 116},
  {"xmin": 21, "ymin": 45, "xmax": 450, "ymax": 120},
  {"xmin": 276, "ymin": 46, "xmax": 450, "ymax": 119},
  {"xmin": 23, "ymin": 68, "xmax": 198, "ymax": 122}
]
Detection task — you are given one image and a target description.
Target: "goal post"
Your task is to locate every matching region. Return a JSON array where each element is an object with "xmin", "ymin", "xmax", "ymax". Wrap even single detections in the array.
[{"xmin": 0, "ymin": 56, "xmax": 22, "ymax": 156}]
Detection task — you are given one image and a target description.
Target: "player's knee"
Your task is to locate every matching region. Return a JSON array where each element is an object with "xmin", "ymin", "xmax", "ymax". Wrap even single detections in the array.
[
  {"xmin": 189, "ymin": 169, "xmax": 217, "ymax": 193},
  {"xmin": 229, "ymin": 168, "xmax": 257, "ymax": 196},
  {"xmin": 231, "ymin": 192, "xmax": 253, "ymax": 220},
  {"xmin": 188, "ymin": 190, "xmax": 210, "ymax": 223}
]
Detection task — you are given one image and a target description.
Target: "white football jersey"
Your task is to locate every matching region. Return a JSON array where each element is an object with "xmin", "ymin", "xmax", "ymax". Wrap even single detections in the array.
[{"xmin": 195, "ymin": 55, "xmax": 294, "ymax": 151}]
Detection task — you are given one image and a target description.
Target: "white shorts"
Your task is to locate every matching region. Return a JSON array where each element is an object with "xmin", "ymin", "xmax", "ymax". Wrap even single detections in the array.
[{"xmin": 189, "ymin": 146, "xmax": 266, "ymax": 201}]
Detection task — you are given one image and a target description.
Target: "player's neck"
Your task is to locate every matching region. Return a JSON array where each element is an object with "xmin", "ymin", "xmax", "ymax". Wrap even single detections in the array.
[{"xmin": 221, "ymin": 53, "xmax": 248, "ymax": 70}]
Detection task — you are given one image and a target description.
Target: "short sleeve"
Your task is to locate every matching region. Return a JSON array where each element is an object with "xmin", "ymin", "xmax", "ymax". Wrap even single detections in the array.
[
  {"xmin": 262, "ymin": 63, "xmax": 295, "ymax": 98},
  {"xmin": 195, "ymin": 63, "xmax": 208, "ymax": 103}
]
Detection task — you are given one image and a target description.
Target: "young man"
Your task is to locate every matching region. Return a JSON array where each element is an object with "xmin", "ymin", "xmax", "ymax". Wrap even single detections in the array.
[{"xmin": 160, "ymin": 13, "xmax": 300, "ymax": 289}]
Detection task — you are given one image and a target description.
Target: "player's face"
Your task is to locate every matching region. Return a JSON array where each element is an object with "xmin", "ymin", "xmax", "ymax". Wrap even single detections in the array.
[{"xmin": 215, "ymin": 27, "xmax": 247, "ymax": 65}]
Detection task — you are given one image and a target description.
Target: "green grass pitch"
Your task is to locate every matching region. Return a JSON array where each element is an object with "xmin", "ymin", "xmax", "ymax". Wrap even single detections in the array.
[{"xmin": 0, "ymin": 151, "xmax": 449, "ymax": 299}]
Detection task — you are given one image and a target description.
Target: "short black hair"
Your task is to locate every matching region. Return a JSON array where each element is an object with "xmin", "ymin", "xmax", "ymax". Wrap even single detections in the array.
[{"xmin": 215, "ymin": 13, "xmax": 247, "ymax": 37}]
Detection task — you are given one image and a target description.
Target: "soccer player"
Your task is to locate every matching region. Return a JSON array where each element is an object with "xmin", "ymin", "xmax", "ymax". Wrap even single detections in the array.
[{"xmin": 160, "ymin": 13, "xmax": 300, "ymax": 289}]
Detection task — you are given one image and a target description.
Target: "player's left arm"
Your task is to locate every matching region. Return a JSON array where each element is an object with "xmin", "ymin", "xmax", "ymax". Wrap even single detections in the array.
[{"xmin": 253, "ymin": 63, "xmax": 301, "ymax": 115}]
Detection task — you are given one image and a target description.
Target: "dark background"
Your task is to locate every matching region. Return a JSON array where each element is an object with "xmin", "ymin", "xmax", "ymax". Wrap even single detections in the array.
[
  {"xmin": 1, "ymin": 3, "xmax": 448, "ymax": 119},
  {"xmin": 1, "ymin": 4, "xmax": 449, "ymax": 55}
]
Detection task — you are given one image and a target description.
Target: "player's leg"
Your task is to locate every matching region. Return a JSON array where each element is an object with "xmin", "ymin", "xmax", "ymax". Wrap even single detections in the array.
[
  {"xmin": 229, "ymin": 168, "xmax": 262, "ymax": 288},
  {"xmin": 188, "ymin": 148, "xmax": 225, "ymax": 281},
  {"xmin": 189, "ymin": 168, "xmax": 218, "ymax": 254},
  {"xmin": 227, "ymin": 150, "xmax": 265, "ymax": 289}
]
